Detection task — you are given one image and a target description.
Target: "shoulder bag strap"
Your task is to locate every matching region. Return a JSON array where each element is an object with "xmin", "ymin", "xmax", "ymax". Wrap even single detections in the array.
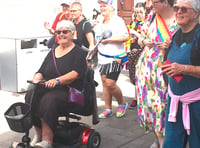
[{"xmin": 52, "ymin": 49, "xmax": 61, "ymax": 76}]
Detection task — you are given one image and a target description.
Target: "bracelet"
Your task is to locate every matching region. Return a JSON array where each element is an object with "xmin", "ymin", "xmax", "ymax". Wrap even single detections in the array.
[
  {"xmin": 55, "ymin": 78, "xmax": 61, "ymax": 85},
  {"xmin": 142, "ymin": 38, "xmax": 145, "ymax": 46},
  {"xmin": 184, "ymin": 65, "xmax": 187, "ymax": 74}
]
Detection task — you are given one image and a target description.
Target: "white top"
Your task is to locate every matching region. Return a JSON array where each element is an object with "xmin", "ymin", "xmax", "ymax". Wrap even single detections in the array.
[{"xmin": 94, "ymin": 15, "xmax": 128, "ymax": 65}]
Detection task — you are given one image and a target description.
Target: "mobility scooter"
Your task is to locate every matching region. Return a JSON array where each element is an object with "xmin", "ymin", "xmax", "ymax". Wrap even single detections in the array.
[
  {"xmin": 4, "ymin": 30, "xmax": 112, "ymax": 148},
  {"xmin": 4, "ymin": 67, "xmax": 100, "ymax": 148}
]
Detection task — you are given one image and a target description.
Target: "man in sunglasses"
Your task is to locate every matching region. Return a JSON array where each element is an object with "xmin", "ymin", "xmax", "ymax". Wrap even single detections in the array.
[
  {"xmin": 70, "ymin": 2, "xmax": 95, "ymax": 51},
  {"xmin": 162, "ymin": 0, "xmax": 200, "ymax": 147}
]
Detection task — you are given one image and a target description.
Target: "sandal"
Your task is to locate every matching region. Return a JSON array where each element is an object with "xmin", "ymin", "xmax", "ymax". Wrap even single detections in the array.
[{"xmin": 150, "ymin": 139, "xmax": 160, "ymax": 148}]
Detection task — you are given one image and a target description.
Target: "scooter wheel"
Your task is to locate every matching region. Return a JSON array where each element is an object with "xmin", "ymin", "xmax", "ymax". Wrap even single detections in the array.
[{"xmin": 87, "ymin": 131, "xmax": 101, "ymax": 148}]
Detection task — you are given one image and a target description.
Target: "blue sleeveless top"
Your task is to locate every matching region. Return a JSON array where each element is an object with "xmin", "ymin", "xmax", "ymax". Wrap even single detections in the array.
[{"xmin": 167, "ymin": 24, "xmax": 200, "ymax": 95}]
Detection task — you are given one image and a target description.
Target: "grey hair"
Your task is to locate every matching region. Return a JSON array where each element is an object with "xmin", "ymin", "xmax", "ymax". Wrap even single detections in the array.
[
  {"xmin": 177, "ymin": 0, "xmax": 200, "ymax": 12},
  {"xmin": 56, "ymin": 20, "xmax": 75, "ymax": 33}
]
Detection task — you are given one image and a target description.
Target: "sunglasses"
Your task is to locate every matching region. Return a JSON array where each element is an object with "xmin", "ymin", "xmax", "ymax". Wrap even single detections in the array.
[
  {"xmin": 55, "ymin": 30, "xmax": 71, "ymax": 35},
  {"xmin": 173, "ymin": 6, "xmax": 194, "ymax": 13},
  {"xmin": 70, "ymin": 9, "xmax": 80, "ymax": 13}
]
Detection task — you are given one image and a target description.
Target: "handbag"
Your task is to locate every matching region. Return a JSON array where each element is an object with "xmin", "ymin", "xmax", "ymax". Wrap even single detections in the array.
[
  {"xmin": 52, "ymin": 49, "xmax": 84, "ymax": 106},
  {"xmin": 68, "ymin": 87, "xmax": 84, "ymax": 106},
  {"xmin": 113, "ymin": 52, "xmax": 129, "ymax": 65}
]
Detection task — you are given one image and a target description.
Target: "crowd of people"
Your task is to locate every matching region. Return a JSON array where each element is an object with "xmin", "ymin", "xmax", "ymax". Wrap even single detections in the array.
[{"xmin": 10, "ymin": 0, "xmax": 200, "ymax": 148}]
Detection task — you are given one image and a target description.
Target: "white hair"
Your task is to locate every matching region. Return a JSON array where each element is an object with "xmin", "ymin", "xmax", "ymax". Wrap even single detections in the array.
[
  {"xmin": 56, "ymin": 20, "xmax": 75, "ymax": 33},
  {"xmin": 177, "ymin": 0, "xmax": 200, "ymax": 12}
]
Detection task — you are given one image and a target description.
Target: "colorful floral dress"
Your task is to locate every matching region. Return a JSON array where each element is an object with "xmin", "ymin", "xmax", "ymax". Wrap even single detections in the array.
[{"xmin": 135, "ymin": 12, "xmax": 178, "ymax": 137}]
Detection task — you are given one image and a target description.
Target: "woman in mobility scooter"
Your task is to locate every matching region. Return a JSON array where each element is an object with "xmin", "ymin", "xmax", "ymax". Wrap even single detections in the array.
[
  {"xmin": 5, "ymin": 20, "xmax": 101, "ymax": 148},
  {"xmin": 27, "ymin": 20, "xmax": 88, "ymax": 148}
]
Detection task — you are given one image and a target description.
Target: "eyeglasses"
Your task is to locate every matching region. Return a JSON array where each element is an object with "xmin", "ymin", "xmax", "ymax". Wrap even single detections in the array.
[
  {"xmin": 70, "ymin": 9, "xmax": 80, "ymax": 13},
  {"xmin": 152, "ymin": 0, "xmax": 161, "ymax": 4},
  {"xmin": 173, "ymin": 6, "xmax": 194, "ymax": 13},
  {"xmin": 55, "ymin": 30, "xmax": 71, "ymax": 35}
]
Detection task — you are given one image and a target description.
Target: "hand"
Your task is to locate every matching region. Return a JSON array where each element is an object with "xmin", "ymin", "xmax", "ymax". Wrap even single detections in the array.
[
  {"xmin": 32, "ymin": 73, "xmax": 43, "ymax": 83},
  {"xmin": 155, "ymin": 38, "xmax": 172, "ymax": 50},
  {"xmin": 45, "ymin": 79, "xmax": 58, "ymax": 88},
  {"xmin": 161, "ymin": 62, "xmax": 184, "ymax": 77},
  {"xmin": 144, "ymin": 39, "xmax": 154, "ymax": 48},
  {"xmin": 44, "ymin": 21, "xmax": 51, "ymax": 30}
]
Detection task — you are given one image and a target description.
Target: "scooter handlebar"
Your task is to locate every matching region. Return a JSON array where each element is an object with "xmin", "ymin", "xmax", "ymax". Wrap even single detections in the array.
[{"xmin": 27, "ymin": 80, "xmax": 46, "ymax": 85}]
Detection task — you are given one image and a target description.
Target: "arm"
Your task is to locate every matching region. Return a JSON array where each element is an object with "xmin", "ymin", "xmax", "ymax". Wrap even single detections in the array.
[
  {"xmin": 102, "ymin": 16, "xmax": 129, "ymax": 44},
  {"xmin": 185, "ymin": 65, "xmax": 200, "ymax": 78},
  {"xmin": 45, "ymin": 13, "xmax": 63, "ymax": 35},
  {"xmin": 129, "ymin": 29, "xmax": 141, "ymax": 38},
  {"xmin": 45, "ymin": 70, "xmax": 79, "ymax": 88},
  {"xmin": 44, "ymin": 22, "xmax": 55, "ymax": 35},
  {"xmin": 85, "ymin": 32, "xmax": 95, "ymax": 49},
  {"xmin": 101, "ymin": 34, "xmax": 129, "ymax": 44},
  {"xmin": 56, "ymin": 70, "xmax": 79, "ymax": 85}
]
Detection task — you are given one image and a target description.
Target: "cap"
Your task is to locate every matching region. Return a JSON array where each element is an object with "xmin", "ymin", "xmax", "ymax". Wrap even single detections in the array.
[
  {"xmin": 61, "ymin": 1, "xmax": 70, "ymax": 7},
  {"xmin": 98, "ymin": 0, "xmax": 113, "ymax": 5}
]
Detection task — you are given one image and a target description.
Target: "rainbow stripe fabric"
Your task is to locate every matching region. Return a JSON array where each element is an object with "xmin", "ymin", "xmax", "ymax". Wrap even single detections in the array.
[
  {"xmin": 156, "ymin": 14, "xmax": 171, "ymax": 42},
  {"xmin": 114, "ymin": 52, "xmax": 129, "ymax": 65}
]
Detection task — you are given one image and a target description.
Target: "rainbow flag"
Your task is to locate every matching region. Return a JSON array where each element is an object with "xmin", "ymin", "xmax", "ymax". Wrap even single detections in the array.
[
  {"xmin": 156, "ymin": 14, "xmax": 171, "ymax": 42},
  {"xmin": 114, "ymin": 52, "xmax": 129, "ymax": 65}
]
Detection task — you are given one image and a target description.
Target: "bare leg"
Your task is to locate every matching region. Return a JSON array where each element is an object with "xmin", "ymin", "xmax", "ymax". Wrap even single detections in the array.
[
  {"xmin": 151, "ymin": 132, "xmax": 160, "ymax": 148},
  {"xmin": 101, "ymin": 75, "xmax": 125, "ymax": 105},
  {"xmin": 41, "ymin": 118, "xmax": 53, "ymax": 145},
  {"xmin": 158, "ymin": 136, "xmax": 164, "ymax": 148},
  {"xmin": 30, "ymin": 126, "xmax": 42, "ymax": 147},
  {"xmin": 101, "ymin": 75, "xmax": 112, "ymax": 109}
]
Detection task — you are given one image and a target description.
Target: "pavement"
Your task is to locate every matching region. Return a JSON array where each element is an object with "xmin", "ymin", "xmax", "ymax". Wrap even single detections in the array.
[{"xmin": 0, "ymin": 69, "xmax": 155, "ymax": 148}]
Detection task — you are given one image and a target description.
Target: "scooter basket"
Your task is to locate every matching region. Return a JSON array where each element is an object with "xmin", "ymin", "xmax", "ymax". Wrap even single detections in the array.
[{"xmin": 4, "ymin": 102, "xmax": 32, "ymax": 133}]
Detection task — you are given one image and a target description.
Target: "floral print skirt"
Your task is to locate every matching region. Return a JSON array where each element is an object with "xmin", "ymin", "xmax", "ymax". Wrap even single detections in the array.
[{"xmin": 135, "ymin": 47, "xmax": 167, "ymax": 137}]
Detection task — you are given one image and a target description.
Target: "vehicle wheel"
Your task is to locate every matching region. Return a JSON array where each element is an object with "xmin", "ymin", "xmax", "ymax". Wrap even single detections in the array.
[{"xmin": 87, "ymin": 131, "xmax": 101, "ymax": 148}]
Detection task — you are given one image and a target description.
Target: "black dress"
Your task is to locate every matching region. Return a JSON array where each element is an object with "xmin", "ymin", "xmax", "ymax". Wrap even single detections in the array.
[{"xmin": 25, "ymin": 45, "xmax": 87, "ymax": 131}]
